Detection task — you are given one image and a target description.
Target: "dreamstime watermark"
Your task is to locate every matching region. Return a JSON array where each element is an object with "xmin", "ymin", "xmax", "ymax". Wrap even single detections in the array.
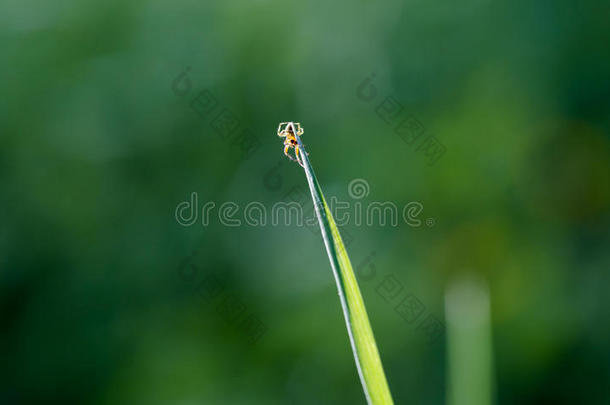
[
  {"xmin": 175, "ymin": 179, "xmax": 436, "ymax": 228},
  {"xmin": 171, "ymin": 67, "xmax": 262, "ymax": 160},
  {"xmin": 354, "ymin": 251, "xmax": 445, "ymax": 345},
  {"xmin": 177, "ymin": 247, "xmax": 267, "ymax": 345},
  {"xmin": 356, "ymin": 72, "xmax": 447, "ymax": 166}
]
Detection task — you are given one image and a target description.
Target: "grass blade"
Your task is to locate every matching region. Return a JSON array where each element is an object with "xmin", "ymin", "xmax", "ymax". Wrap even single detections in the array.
[
  {"xmin": 286, "ymin": 123, "xmax": 394, "ymax": 405},
  {"xmin": 446, "ymin": 277, "xmax": 493, "ymax": 405}
]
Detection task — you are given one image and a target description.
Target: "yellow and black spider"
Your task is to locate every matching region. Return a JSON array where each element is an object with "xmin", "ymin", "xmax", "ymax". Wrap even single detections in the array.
[{"xmin": 277, "ymin": 122, "xmax": 306, "ymax": 167}]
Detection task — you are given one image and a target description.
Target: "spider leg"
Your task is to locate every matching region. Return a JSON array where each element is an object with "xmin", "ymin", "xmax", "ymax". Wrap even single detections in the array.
[
  {"xmin": 278, "ymin": 122, "xmax": 294, "ymax": 137},
  {"xmin": 291, "ymin": 123, "xmax": 303, "ymax": 136},
  {"xmin": 295, "ymin": 146, "xmax": 305, "ymax": 167},
  {"xmin": 297, "ymin": 141, "xmax": 309, "ymax": 156},
  {"xmin": 284, "ymin": 144, "xmax": 297, "ymax": 162}
]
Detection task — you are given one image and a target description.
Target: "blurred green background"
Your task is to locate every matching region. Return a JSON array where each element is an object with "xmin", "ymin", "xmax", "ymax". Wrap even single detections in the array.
[{"xmin": 2, "ymin": 0, "xmax": 609, "ymax": 404}]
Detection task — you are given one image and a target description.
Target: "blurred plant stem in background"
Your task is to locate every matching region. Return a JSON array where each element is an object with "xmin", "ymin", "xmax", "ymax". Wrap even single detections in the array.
[{"xmin": 446, "ymin": 277, "xmax": 493, "ymax": 405}]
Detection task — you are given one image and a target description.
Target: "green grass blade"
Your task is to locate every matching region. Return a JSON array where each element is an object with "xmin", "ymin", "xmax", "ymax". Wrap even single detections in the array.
[
  {"xmin": 289, "ymin": 123, "xmax": 394, "ymax": 405},
  {"xmin": 446, "ymin": 277, "xmax": 493, "ymax": 405}
]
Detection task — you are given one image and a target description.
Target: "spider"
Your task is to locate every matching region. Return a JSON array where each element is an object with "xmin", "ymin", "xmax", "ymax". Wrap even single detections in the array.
[{"xmin": 277, "ymin": 122, "xmax": 307, "ymax": 167}]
